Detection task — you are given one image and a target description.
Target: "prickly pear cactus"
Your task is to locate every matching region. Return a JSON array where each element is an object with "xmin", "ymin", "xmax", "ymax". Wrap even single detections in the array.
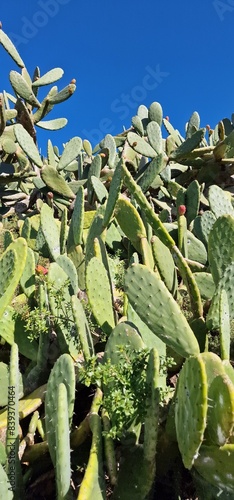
[
  {"xmin": 175, "ymin": 354, "xmax": 208, "ymax": 469},
  {"xmin": 45, "ymin": 354, "xmax": 75, "ymax": 467},
  {"xmin": 86, "ymin": 256, "xmax": 116, "ymax": 335},
  {"xmin": 0, "ymin": 237, "xmax": 27, "ymax": 320},
  {"xmin": 125, "ymin": 263, "xmax": 200, "ymax": 358},
  {"xmin": 194, "ymin": 444, "xmax": 234, "ymax": 493},
  {"xmin": 208, "ymin": 214, "xmax": 234, "ymax": 285}
]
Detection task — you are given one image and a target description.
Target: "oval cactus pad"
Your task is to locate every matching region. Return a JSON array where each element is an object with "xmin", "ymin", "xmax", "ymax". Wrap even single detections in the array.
[{"xmin": 175, "ymin": 355, "xmax": 208, "ymax": 469}]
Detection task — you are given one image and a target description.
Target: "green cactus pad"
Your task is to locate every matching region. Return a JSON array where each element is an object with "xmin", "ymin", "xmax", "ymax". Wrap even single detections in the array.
[
  {"xmin": 32, "ymin": 68, "xmax": 64, "ymax": 87},
  {"xmin": 0, "ymin": 362, "xmax": 11, "ymax": 407},
  {"xmin": 115, "ymin": 197, "xmax": 147, "ymax": 254},
  {"xmin": 41, "ymin": 164, "xmax": 75, "ymax": 199},
  {"xmin": 163, "ymin": 118, "xmax": 181, "ymax": 143},
  {"xmin": 113, "ymin": 446, "xmax": 153, "ymax": 500},
  {"xmin": 45, "ymin": 354, "xmax": 75, "ymax": 466},
  {"xmin": 146, "ymin": 121, "xmax": 162, "ymax": 154},
  {"xmin": 208, "ymin": 185, "xmax": 234, "ymax": 218},
  {"xmin": 47, "ymin": 139, "xmax": 58, "ymax": 167},
  {"xmin": 19, "ymin": 215, "xmax": 31, "ymax": 243},
  {"xmin": 169, "ymin": 128, "xmax": 205, "ymax": 161},
  {"xmin": 67, "ymin": 186, "xmax": 84, "ymax": 251},
  {"xmin": 193, "ymin": 272, "xmax": 215, "ymax": 300},
  {"xmin": 2, "ymin": 137, "xmax": 16, "ymax": 154},
  {"xmin": 20, "ymin": 246, "xmax": 35, "ymax": 298},
  {"xmin": 206, "ymin": 262, "xmax": 234, "ymax": 329},
  {"xmin": 85, "ymin": 205, "xmax": 105, "ymax": 251},
  {"xmin": 175, "ymin": 355, "xmax": 208, "ymax": 469},
  {"xmin": 57, "ymin": 136, "xmax": 82, "ymax": 171},
  {"xmin": 186, "ymin": 111, "xmax": 200, "ymax": 138},
  {"xmin": 222, "ymin": 360, "xmax": 234, "ymax": 385},
  {"xmin": 55, "ymin": 383, "xmax": 71, "ymax": 500},
  {"xmin": 105, "ymin": 221, "xmax": 123, "ymax": 252},
  {"xmin": 47, "ymin": 83, "xmax": 76, "ymax": 105},
  {"xmin": 137, "ymin": 154, "xmax": 165, "ymax": 193},
  {"xmin": 102, "ymin": 159, "xmax": 123, "ymax": 229},
  {"xmin": 208, "ymin": 215, "xmax": 234, "ymax": 285},
  {"xmin": 71, "ymin": 295, "xmax": 94, "ymax": 360},
  {"xmin": 87, "ymin": 154, "xmax": 102, "ymax": 203},
  {"xmin": 36, "ymin": 117, "xmax": 67, "ymax": 130},
  {"xmin": 3, "ymin": 229, "xmax": 14, "ymax": 250},
  {"xmin": 103, "ymin": 134, "xmax": 116, "ymax": 168},
  {"xmin": 67, "ymin": 244, "xmax": 85, "ymax": 290},
  {"xmin": 164, "ymin": 223, "xmax": 207, "ymax": 264},
  {"xmin": 194, "ymin": 444, "xmax": 234, "ymax": 493},
  {"xmin": 137, "ymin": 104, "xmax": 148, "ymax": 119},
  {"xmin": 83, "ymin": 139, "xmax": 92, "ymax": 156},
  {"xmin": 86, "ymin": 256, "xmax": 115, "ymax": 335},
  {"xmin": 193, "ymin": 210, "xmax": 216, "ymax": 247},
  {"xmin": 56, "ymin": 254, "xmax": 78, "ymax": 295},
  {"xmin": 127, "ymin": 302, "xmax": 166, "ymax": 356},
  {"xmin": 0, "ymin": 237, "xmax": 27, "ymax": 320},
  {"xmin": 104, "ymin": 321, "xmax": 145, "ymax": 365},
  {"xmin": 0, "ymin": 305, "xmax": 38, "ymax": 361},
  {"xmin": 91, "ymin": 176, "xmax": 108, "ymax": 203},
  {"xmin": 132, "ymin": 115, "xmax": 144, "ymax": 135},
  {"xmin": 33, "ymin": 85, "xmax": 57, "ymax": 123},
  {"xmin": 206, "ymin": 373, "xmax": 234, "ymax": 446},
  {"xmin": 14, "ymin": 124, "xmax": 43, "ymax": 167},
  {"xmin": 151, "ymin": 235, "xmax": 177, "ymax": 295},
  {"xmin": 78, "ymin": 389, "xmax": 106, "ymax": 500},
  {"xmin": 40, "ymin": 203, "xmax": 60, "ymax": 261},
  {"xmin": 200, "ymin": 352, "xmax": 225, "ymax": 383},
  {"xmin": 219, "ymin": 288, "xmax": 230, "ymax": 360},
  {"xmin": 125, "ymin": 264, "xmax": 200, "ymax": 358},
  {"xmin": 148, "ymin": 101, "xmax": 163, "ymax": 125},
  {"xmin": 127, "ymin": 131, "xmax": 157, "ymax": 158},
  {"xmin": 10, "ymin": 70, "xmax": 40, "ymax": 107},
  {"xmin": 59, "ymin": 207, "xmax": 68, "ymax": 254},
  {"xmin": 185, "ymin": 180, "xmax": 200, "ymax": 227},
  {"xmin": 0, "ymin": 28, "xmax": 24, "ymax": 68}
]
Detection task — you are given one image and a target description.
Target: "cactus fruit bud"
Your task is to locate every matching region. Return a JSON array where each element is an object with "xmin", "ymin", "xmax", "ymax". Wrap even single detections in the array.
[
  {"xmin": 178, "ymin": 205, "xmax": 186, "ymax": 215},
  {"xmin": 165, "ymin": 116, "xmax": 170, "ymax": 121},
  {"xmin": 35, "ymin": 265, "xmax": 48, "ymax": 275}
]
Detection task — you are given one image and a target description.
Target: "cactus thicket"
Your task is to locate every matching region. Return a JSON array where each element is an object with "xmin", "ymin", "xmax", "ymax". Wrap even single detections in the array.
[{"xmin": 0, "ymin": 26, "xmax": 234, "ymax": 499}]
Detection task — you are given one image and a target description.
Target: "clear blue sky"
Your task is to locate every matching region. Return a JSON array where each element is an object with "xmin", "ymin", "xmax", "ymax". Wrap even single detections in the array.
[{"xmin": 1, "ymin": 0, "xmax": 233, "ymax": 152}]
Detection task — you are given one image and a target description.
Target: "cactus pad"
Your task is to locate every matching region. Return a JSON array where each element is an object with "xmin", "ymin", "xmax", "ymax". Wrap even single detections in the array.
[
  {"xmin": 208, "ymin": 215, "xmax": 234, "ymax": 285},
  {"xmin": 175, "ymin": 355, "xmax": 208, "ymax": 469},
  {"xmin": 0, "ymin": 238, "xmax": 27, "ymax": 320},
  {"xmin": 208, "ymin": 185, "xmax": 234, "ymax": 218},
  {"xmin": 194, "ymin": 444, "xmax": 234, "ymax": 493},
  {"xmin": 86, "ymin": 256, "xmax": 115, "ymax": 335},
  {"xmin": 206, "ymin": 373, "xmax": 234, "ymax": 446},
  {"xmin": 45, "ymin": 354, "xmax": 75, "ymax": 466},
  {"xmin": 125, "ymin": 264, "xmax": 200, "ymax": 358},
  {"xmin": 127, "ymin": 131, "xmax": 157, "ymax": 158}
]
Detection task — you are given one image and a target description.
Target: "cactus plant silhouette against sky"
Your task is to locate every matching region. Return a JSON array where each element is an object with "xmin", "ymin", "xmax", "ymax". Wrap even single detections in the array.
[{"xmin": 0, "ymin": 0, "xmax": 234, "ymax": 150}]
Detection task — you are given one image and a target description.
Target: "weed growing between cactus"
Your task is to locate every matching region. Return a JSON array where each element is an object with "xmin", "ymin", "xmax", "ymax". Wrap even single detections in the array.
[
  {"xmin": 0, "ymin": 26, "xmax": 234, "ymax": 499},
  {"xmin": 79, "ymin": 348, "xmax": 174, "ymax": 440}
]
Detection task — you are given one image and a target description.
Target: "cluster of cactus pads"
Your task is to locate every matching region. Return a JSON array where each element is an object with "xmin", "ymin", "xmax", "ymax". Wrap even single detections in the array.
[{"xmin": 0, "ymin": 26, "xmax": 234, "ymax": 499}]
